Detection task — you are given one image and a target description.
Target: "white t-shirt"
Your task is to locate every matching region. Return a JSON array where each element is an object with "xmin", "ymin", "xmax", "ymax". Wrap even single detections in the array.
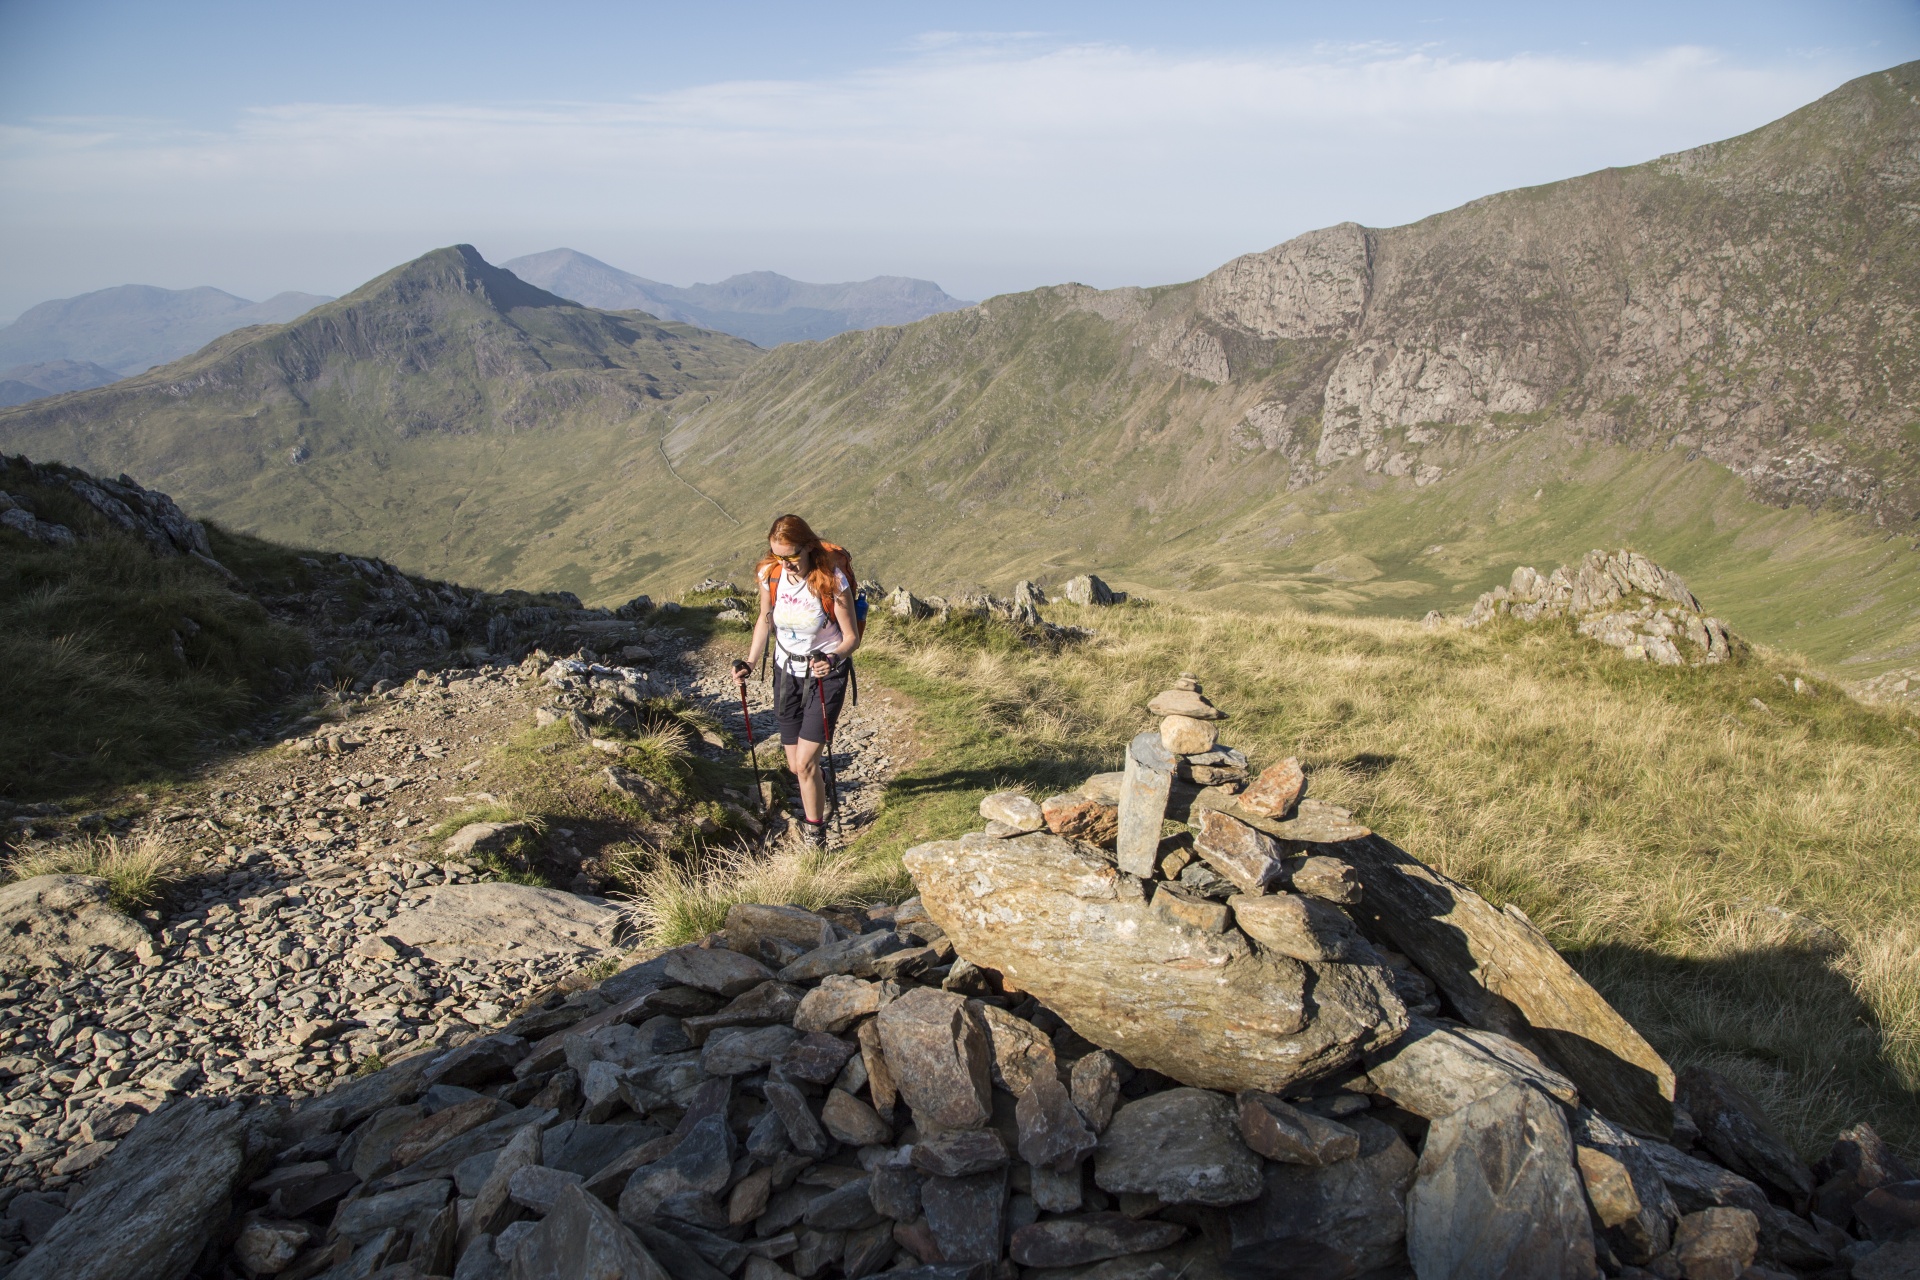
[{"xmin": 769, "ymin": 565, "xmax": 850, "ymax": 676}]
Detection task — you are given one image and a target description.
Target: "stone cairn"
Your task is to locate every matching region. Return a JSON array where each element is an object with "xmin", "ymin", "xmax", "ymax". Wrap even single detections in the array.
[
  {"xmin": 1457, "ymin": 550, "xmax": 1735, "ymax": 667},
  {"xmin": 10, "ymin": 687, "xmax": 1915, "ymax": 1280}
]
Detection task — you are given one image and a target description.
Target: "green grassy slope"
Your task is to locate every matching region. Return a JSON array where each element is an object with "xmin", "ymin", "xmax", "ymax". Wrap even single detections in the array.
[{"xmin": 0, "ymin": 459, "xmax": 309, "ymax": 799}]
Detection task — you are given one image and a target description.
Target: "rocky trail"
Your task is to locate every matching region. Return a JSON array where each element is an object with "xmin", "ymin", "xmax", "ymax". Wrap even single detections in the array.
[
  {"xmin": 2, "ymin": 671, "xmax": 1910, "ymax": 1280},
  {"xmin": 0, "ymin": 610, "xmax": 914, "ymax": 1265}
]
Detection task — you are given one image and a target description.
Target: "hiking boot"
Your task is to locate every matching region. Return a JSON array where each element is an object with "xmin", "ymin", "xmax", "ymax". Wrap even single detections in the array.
[{"xmin": 800, "ymin": 819, "xmax": 829, "ymax": 850}]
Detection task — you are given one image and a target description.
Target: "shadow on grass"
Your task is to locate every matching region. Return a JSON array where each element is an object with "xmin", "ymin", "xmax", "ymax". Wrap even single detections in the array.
[{"xmin": 1572, "ymin": 936, "xmax": 1920, "ymax": 1158}]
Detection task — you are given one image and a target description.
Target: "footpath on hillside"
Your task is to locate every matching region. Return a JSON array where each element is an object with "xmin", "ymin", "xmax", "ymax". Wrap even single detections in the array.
[{"xmin": 0, "ymin": 614, "xmax": 915, "ymax": 1236}]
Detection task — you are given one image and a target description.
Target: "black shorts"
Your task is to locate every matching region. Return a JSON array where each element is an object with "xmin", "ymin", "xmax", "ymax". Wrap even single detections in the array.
[{"xmin": 773, "ymin": 666, "xmax": 849, "ymax": 746}]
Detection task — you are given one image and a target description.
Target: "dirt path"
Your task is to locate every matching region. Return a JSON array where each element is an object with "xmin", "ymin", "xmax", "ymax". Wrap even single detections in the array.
[{"xmin": 0, "ymin": 618, "xmax": 918, "ymax": 1225}]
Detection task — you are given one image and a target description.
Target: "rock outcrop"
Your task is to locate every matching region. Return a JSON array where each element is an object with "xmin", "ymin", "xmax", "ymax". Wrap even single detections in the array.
[
  {"xmin": 1462, "ymin": 549, "xmax": 1737, "ymax": 668},
  {"xmin": 0, "ymin": 875, "xmax": 152, "ymax": 966}
]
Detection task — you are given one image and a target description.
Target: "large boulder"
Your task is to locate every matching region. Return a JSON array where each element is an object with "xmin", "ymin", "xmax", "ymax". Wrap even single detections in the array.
[
  {"xmin": 1339, "ymin": 835, "xmax": 1675, "ymax": 1136},
  {"xmin": 383, "ymin": 882, "xmax": 623, "ymax": 964},
  {"xmin": 11, "ymin": 1099, "xmax": 279, "ymax": 1280},
  {"xmin": 1405, "ymin": 1083, "xmax": 1600, "ymax": 1279},
  {"xmin": 903, "ymin": 832, "xmax": 1407, "ymax": 1093},
  {"xmin": 0, "ymin": 874, "xmax": 151, "ymax": 966}
]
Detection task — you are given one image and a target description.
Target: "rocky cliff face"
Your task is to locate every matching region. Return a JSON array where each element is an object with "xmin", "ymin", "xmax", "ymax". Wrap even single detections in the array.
[{"xmin": 1173, "ymin": 63, "xmax": 1920, "ymax": 525}]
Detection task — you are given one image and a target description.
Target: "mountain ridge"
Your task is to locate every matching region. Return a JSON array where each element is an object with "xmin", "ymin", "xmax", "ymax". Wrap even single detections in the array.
[
  {"xmin": 0, "ymin": 284, "xmax": 333, "ymax": 376},
  {"xmin": 501, "ymin": 248, "xmax": 971, "ymax": 346},
  {"xmin": 0, "ymin": 67, "xmax": 1917, "ymax": 675}
]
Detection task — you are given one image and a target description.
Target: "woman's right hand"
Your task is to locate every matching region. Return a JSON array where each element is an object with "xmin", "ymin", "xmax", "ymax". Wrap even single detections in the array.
[{"xmin": 732, "ymin": 659, "xmax": 752, "ymax": 684}]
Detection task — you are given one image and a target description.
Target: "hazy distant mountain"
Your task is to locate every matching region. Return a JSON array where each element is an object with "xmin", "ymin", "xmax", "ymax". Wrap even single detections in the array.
[
  {"xmin": 0, "ymin": 358, "xmax": 124, "ymax": 408},
  {"xmin": 500, "ymin": 249, "xmax": 970, "ymax": 346},
  {"xmin": 0, "ymin": 285, "xmax": 333, "ymax": 376}
]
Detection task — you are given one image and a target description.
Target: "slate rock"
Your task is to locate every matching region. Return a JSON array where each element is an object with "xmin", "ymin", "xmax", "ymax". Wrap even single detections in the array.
[
  {"xmin": 1814, "ymin": 1123, "xmax": 1915, "ymax": 1227},
  {"xmin": 1148, "ymin": 882, "xmax": 1231, "ymax": 933},
  {"xmin": 1227, "ymin": 1114, "xmax": 1417, "ymax": 1276},
  {"xmin": 1235, "ymin": 1091, "xmax": 1360, "ymax": 1166},
  {"xmin": 462, "ymin": 1123, "xmax": 542, "ymax": 1251},
  {"xmin": 869, "ymin": 1163, "xmax": 926, "ymax": 1221},
  {"xmin": 805, "ymin": 1178, "xmax": 885, "ymax": 1231},
  {"xmin": 664, "ymin": 945, "xmax": 778, "ymax": 997},
  {"xmin": 981, "ymin": 792, "xmax": 1046, "ymax": 832},
  {"xmin": 794, "ymin": 975, "xmax": 882, "ymax": 1035},
  {"xmin": 821, "ymin": 1087, "xmax": 892, "ymax": 1146},
  {"xmin": 1070, "ymin": 1052, "xmax": 1123, "ymax": 1133},
  {"xmin": 1366, "ymin": 1015, "xmax": 1579, "ymax": 1119},
  {"xmin": 1676, "ymin": 1066, "xmax": 1816, "ymax": 1202},
  {"xmin": 545, "ymin": 1121, "xmax": 668, "ymax": 1178},
  {"xmin": 1671, "ymin": 1207, "xmax": 1759, "ymax": 1280},
  {"xmin": 426, "ymin": 1033, "xmax": 529, "ymax": 1087},
  {"xmin": 1572, "ymin": 1108, "xmax": 1677, "ymax": 1266},
  {"xmin": 620, "ymin": 1116, "xmax": 736, "ymax": 1221},
  {"xmin": 1030, "ymin": 1163, "xmax": 1085, "ymax": 1214},
  {"xmin": 726, "ymin": 903, "xmax": 840, "ymax": 954},
  {"xmin": 914, "ymin": 1129, "xmax": 1011, "ymax": 1178},
  {"xmin": 978, "ymin": 1004, "xmax": 1058, "ymax": 1096},
  {"xmin": 1239, "ymin": 759, "xmax": 1306, "ymax": 819},
  {"xmin": 702, "ymin": 1025, "xmax": 803, "ymax": 1076},
  {"xmin": 1116, "ymin": 732, "xmax": 1176, "ymax": 877},
  {"xmin": 765, "ymin": 1080, "xmax": 830, "ymax": 1157},
  {"xmin": 1285, "ymin": 855, "xmax": 1362, "ymax": 905},
  {"xmin": 1011, "ymin": 1213, "xmax": 1188, "ymax": 1268},
  {"xmin": 1147, "ymin": 689, "xmax": 1224, "ymax": 720},
  {"xmin": 515, "ymin": 1181, "xmax": 671, "ymax": 1280},
  {"xmin": 779, "ymin": 932, "xmax": 910, "ymax": 983},
  {"xmin": 1228, "ymin": 892, "xmax": 1367, "ymax": 962},
  {"xmin": 334, "ymin": 1178, "xmax": 452, "ymax": 1243},
  {"xmin": 233, "ymin": 1215, "xmax": 313, "ymax": 1275},
  {"xmin": 10, "ymin": 1098, "xmax": 278, "ymax": 1280},
  {"xmin": 1018, "ymin": 1073, "xmax": 1100, "ymax": 1172},
  {"xmin": 684, "ymin": 981, "xmax": 804, "ymax": 1044},
  {"xmin": 1857, "ymin": 1180, "xmax": 1920, "ymax": 1243},
  {"xmin": 386, "ymin": 882, "xmax": 622, "ymax": 964},
  {"xmin": 510, "ymin": 1164, "xmax": 586, "ymax": 1214},
  {"xmin": 0, "ymin": 874, "xmax": 151, "ymax": 966},
  {"xmin": 1406, "ymin": 1082, "xmax": 1600, "ymax": 1279},
  {"xmin": 1191, "ymin": 810, "xmax": 1285, "ymax": 894},
  {"xmin": 1338, "ymin": 836, "xmax": 1674, "ymax": 1136},
  {"xmin": 921, "ymin": 1170, "xmax": 1008, "ymax": 1264},
  {"xmin": 904, "ymin": 833, "xmax": 1406, "ymax": 1093},
  {"xmin": 1159, "ymin": 715, "xmax": 1218, "ymax": 755},
  {"xmin": 876, "ymin": 987, "xmax": 994, "ymax": 1130},
  {"xmin": 778, "ymin": 1031, "xmax": 860, "ymax": 1085},
  {"xmin": 1095, "ymin": 1089, "xmax": 1262, "ymax": 1206},
  {"xmin": 1042, "ymin": 795, "xmax": 1121, "ymax": 846}
]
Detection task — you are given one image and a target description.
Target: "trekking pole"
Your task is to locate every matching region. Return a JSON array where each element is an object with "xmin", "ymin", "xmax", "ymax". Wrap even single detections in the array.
[
  {"xmin": 811, "ymin": 651, "xmax": 843, "ymax": 837},
  {"xmin": 731, "ymin": 661, "xmax": 766, "ymax": 817}
]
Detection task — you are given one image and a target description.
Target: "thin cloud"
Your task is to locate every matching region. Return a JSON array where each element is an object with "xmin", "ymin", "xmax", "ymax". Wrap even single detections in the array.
[{"xmin": 0, "ymin": 39, "xmax": 1861, "ymax": 305}]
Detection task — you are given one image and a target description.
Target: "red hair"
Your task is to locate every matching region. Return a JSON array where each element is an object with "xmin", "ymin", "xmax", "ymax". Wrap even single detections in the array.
[{"xmin": 757, "ymin": 514, "xmax": 851, "ymax": 612}]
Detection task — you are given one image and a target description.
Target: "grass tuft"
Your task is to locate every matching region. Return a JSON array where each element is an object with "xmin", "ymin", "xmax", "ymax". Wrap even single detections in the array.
[
  {"xmin": 610, "ymin": 838, "xmax": 893, "ymax": 948},
  {"xmin": 4, "ymin": 835, "xmax": 195, "ymax": 913}
]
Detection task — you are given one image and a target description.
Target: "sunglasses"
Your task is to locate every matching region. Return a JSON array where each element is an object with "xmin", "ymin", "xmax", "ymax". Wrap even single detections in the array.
[{"xmin": 772, "ymin": 552, "xmax": 802, "ymax": 565}]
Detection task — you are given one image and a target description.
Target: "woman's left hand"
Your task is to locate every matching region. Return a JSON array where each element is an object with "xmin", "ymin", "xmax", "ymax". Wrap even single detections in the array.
[{"xmin": 809, "ymin": 654, "xmax": 836, "ymax": 678}]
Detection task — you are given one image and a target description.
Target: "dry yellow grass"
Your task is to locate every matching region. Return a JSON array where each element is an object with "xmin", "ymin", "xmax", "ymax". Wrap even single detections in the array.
[
  {"xmin": 3, "ymin": 834, "xmax": 195, "ymax": 913},
  {"xmin": 860, "ymin": 603, "xmax": 1920, "ymax": 1156}
]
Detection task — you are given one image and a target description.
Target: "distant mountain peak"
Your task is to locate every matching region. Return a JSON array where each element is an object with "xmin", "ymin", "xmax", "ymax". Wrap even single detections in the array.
[
  {"xmin": 500, "ymin": 248, "xmax": 971, "ymax": 346},
  {"xmin": 0, "ymin": 282, "xmax": 332, "ymax": 376}
]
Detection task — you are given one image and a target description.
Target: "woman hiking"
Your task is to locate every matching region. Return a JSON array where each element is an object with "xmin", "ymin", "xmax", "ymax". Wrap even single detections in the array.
[{"xmin": 733, "ymin": 514, "xmax": 861, "ymax": 849}]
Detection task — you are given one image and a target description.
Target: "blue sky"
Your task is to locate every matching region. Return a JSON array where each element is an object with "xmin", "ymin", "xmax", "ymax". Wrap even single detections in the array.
[{"xmin": 1, "ymin": 1, "xmax": 1915, "ymax": 318}]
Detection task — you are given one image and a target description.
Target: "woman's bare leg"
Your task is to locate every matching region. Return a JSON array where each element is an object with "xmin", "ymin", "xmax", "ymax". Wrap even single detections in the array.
[{"xmin": 785, "ymin": 740, "xmax": 826, "ymax": 823}]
